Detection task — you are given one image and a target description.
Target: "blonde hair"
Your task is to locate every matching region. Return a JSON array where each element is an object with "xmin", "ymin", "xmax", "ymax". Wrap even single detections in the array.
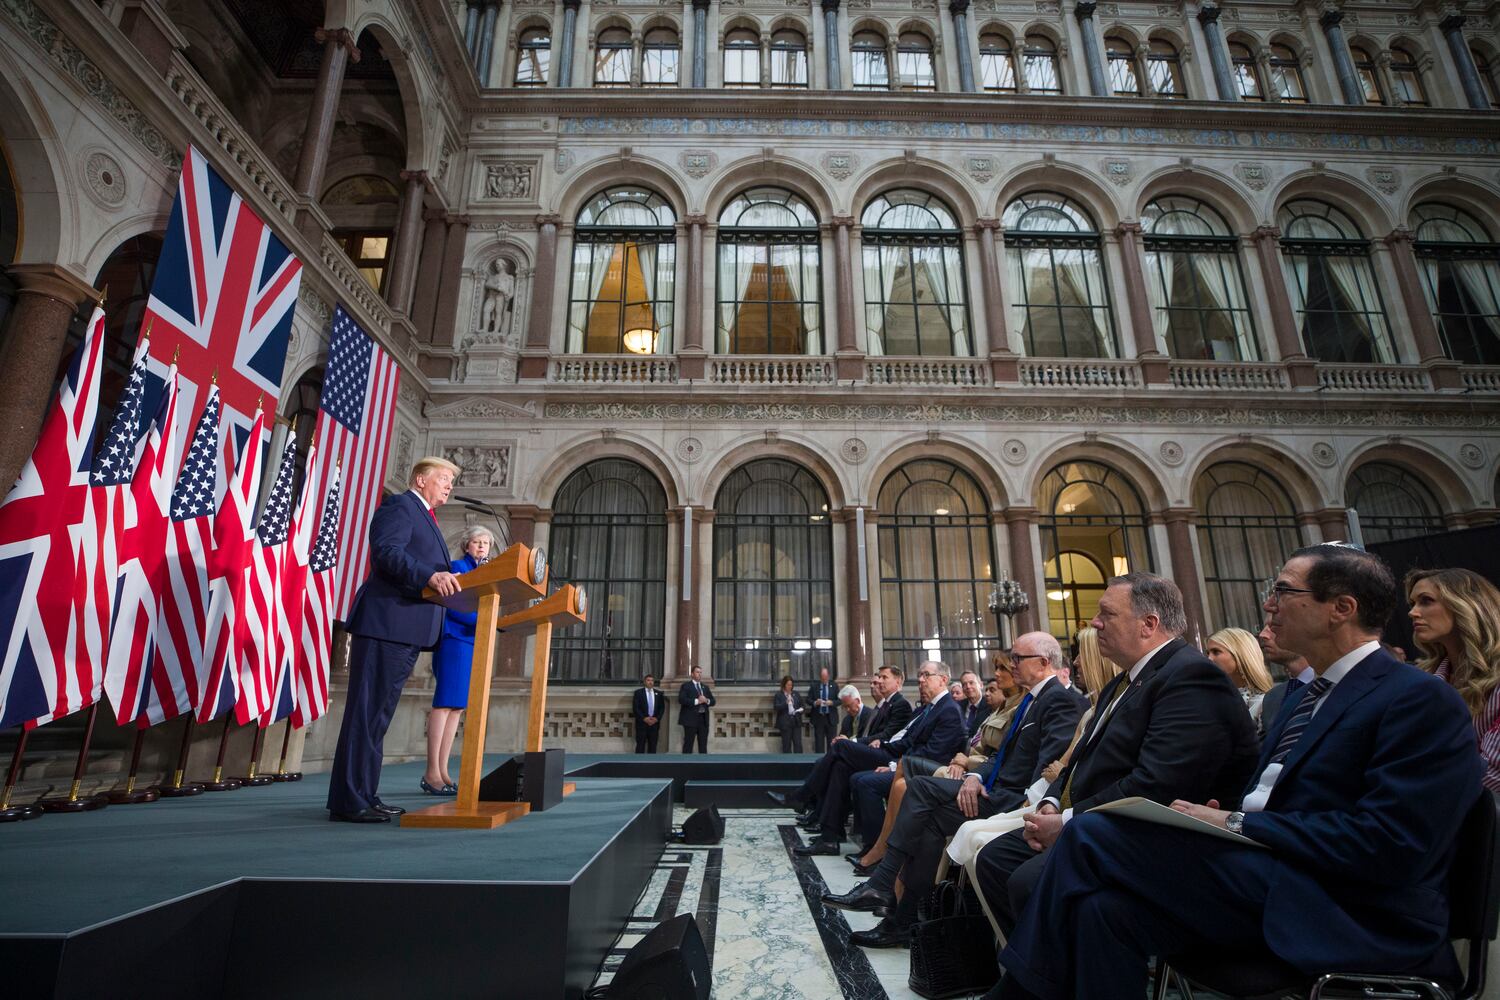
[
  {"xmin": 410, "ymin": 456, "xmax": 460, "ymax": 483},
  {"xmin": 1207, "ymin": 627, "xmax": 1274, "ymax": 695},
  {"xmin": 1073, "ymin": 627, "xmax": 1120, "ymax": 703},
  {"xmin": 1405, "ymin": 567, "xmax": 1500, "ymax": 720}
]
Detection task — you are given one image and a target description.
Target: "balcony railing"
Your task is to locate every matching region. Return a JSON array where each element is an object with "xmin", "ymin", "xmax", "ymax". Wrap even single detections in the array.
[
  {"xmin": 1461, "ymin": 367, "xmax": 1500, "ymax": 393},
  {"xmin": 1167, "ymin": 360, "xmax": 1290, "ymax": 391},
  {"xmin": 1018, "ymin": 359, "xmax": 1143, "ymax": 389},
  {"xmin": 866, "ymin": 358, "xmax": 991, "ymax": 387},
  {"xmin": 1316, "ymin": 363, "xmax": 1432, "ymax": 392},
  {"xmin": 710, "ymin": 357, "xmax": 835, "ymax": 385},
  {"xmin": 550, "ymin": 356, "xmax": 680, "ymax": 383}
]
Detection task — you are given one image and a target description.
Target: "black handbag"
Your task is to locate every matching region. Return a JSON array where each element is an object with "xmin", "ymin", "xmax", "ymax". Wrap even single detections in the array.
[{"xmin": 908, "ymin": 875, "xmax": 1001, "ymax": 1000}]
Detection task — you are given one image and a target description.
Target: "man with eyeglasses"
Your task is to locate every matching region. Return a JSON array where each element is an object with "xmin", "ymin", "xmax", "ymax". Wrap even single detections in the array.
[
  {"xmin": 1256, "ymin": 619, "xmax": 1315, "ymax": 739},
  {"xmin": 994, "ymin": 546, "xmax": 1483, "ymax": 1000}
]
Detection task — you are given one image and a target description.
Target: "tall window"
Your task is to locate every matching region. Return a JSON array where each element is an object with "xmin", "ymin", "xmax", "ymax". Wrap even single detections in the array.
[
  {"xmin": 332, "ymin": 231, "xmax": 392, "ymax": 293},
  {"xmin": 514, "ymin": 26, "xmax": 550, "ymax": 86},
  {"xmin": 1106, "ymin": 34, "xmax": 1142, "ymax": 96},
  {"xmin": 1039, "ymin": 461, "xmax": 1153, "ymax": 642},
  {"xmin": 567, "ymin": 188, "xmax": 677, "ymax": 354},
  {"xmin": 1142, "ymin": 196, "xmax": 1257, "ymax": 361},
  {"xmin": 716, "ymin": 188, "xmax": 822, "ymax": 354},
  {"xmin": 723, "ymin": 28, "xmax": 760, "ymax": 87},
  {"xmin": 1277, "ymin": 199, "xmax": 1394, "ymax": 363},
  {"xmin": 1146, "ymin": 38, "xmax": 1186, "ymax": 98},
  {"xmin": 1474, "ymin": 49, "xmax": 1500, "ymax": 108},
  {"xmin": 771, "ymin": 28, "xmax": 809, "ymax": 87},
  {"xmin": 980, "ymin": 33, "xmax": 1017, "ymax": 92},
  {"xmin": 1229, "ymin": 42, "xmax": 1263, "ymax": 100},
  {"xmin": 1346, "ymin": 462, "xmax": 1444, "ymax": 544},
  {"xmin": 1389, "ymin": 46, "xmax": 1427, "ymax": 105},
  {"xmin": 594, "ymin": 26, "xmax": 632, "ymax": 86},
  {"xmin": 878, "ymin": 461, "xmax": 997, "ymax": 675},
  {"xmin": 861, "ymin": 189, "xmax": 972, "ymax": 356},
  {"xmin": 852, "ymin": 30, "xmax": 890, "ymax": 90},
  {"xmin": 1022, "ymin": 34, "xmax": 1062, "ymax": 93},
  {"xmin": 643, "ymin": 26, "xmax": 680, "ymax": 86},
  {"xmin": 550, "ymin": 460, "xmax": 668, "ymax": 683},
  {"xmin": 1194, "ymin": 462, "xmax": 1301, "ymax": 634},
  {"xmin": 1352, "ymin": 45, "xmax": 1384, "ymax": 104},
  {"xmin": 1002, "ymin": 192, "xmax": 1116, "ymax": 358},
  {"xmin": 1268, "ymin": 43, "xmax": 1308, "ymax": 102},
  {"xmin": 712, "ymin": 461, "xmax": 835, "ymax": 684},
  {"xmin": 896, "ymin": 31, "xmax": 937, "ymax": 91},
  {"xmin": 1411, "ymin": 202, "xmax": 1500, "ymax": 365}
]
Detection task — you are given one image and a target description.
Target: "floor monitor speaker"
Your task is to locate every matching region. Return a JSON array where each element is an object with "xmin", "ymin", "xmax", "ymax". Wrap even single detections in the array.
[
  {"xmin": 607, "ymin": 913, "xmax": 710, "ymax": 1000},
  {"xmin": 680, "ymin": 806, "xmax": 724, "ymax": 845}
]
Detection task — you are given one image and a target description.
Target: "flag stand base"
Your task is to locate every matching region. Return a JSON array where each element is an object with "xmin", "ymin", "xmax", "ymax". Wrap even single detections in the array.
[
  {"xmin": 39, "ymin": 704, "xmax": 109, "ymax": 813},
  {"xmin": 0, "ymin": 728, "xmax": 43, "ymax": 821},
  {"xmin": 269, "ymin": 723, "xmax": 301, "ymax": 781},
  {"xmin": 0, "ymin": 803, "xmax": 43, "ymax": 822},
  {"xmin": 159, "ymin": 718, "xmax": 205, "ymax": 796},
  {"xmin": 158, "ymin": 779, "xmax": 205, "ymax": 798},
  {"xmin": 198, "ymin": 718, "xmax": 241, "ymax": 791},
  {"xmin": 240, "ymin": 774, "xmax": 274, "ymax": 787},
  {"xmin": 234, "ymin": 728, "xmax": 274, "ymax": 786},
  {"xmin": 270, "ymin": 771, "xmax": 302, "ymax": 782},
  {"xmin": 106, "ymin": 730, "xmax": 159, "ymax": 803}
]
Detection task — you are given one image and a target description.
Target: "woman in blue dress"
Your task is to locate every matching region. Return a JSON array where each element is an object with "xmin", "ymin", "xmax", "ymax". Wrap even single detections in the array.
[{"xmin": 422, "ymin": 525, "xmax": 494, "ymax": 794}]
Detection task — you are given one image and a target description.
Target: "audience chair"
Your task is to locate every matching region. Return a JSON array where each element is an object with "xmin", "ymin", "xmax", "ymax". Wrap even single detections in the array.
[{"xmin": 1153, "ymin": 790, "xmax": 1499, "ymax": 1000}]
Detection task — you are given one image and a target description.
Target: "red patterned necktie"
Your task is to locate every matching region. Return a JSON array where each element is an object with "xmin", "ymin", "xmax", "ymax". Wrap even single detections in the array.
[{"xmin": 428, "ymin": 508, "xmax": 438, "ymax": 525}]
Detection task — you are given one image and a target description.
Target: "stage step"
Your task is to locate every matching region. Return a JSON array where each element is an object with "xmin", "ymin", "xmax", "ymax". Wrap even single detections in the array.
[{"xmin": 683, "ymin": 779, "xmax": 801, "ymax": 809}]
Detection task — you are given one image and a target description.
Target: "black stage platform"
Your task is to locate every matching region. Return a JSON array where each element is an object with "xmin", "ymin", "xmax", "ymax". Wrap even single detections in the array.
[{"xmin": 566, "ymin": 752, "xmax": 816, "ymax": 807}]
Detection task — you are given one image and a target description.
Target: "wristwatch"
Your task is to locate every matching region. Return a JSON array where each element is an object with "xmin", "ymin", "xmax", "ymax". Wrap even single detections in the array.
[{"xmin": 1225, "ymin": 811, "xmax": 1245, "ymax": 835}]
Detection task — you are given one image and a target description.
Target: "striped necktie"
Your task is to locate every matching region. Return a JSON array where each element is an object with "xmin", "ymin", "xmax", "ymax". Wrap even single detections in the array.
[{"xmin": 1269, "ymin": 676, "xmax": 1333, "ymax": 765}]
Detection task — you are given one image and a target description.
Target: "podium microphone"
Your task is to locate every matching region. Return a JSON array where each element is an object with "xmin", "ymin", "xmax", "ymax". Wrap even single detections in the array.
[{"xmin": 452, "ymin": 493, "xmax": 512, "ymax": 548}]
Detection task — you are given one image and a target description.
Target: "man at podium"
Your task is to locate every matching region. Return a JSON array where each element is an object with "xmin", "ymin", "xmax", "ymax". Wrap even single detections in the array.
[{"xmin": 327, "ymin": 457, "xmax": 463, "ymax": 823}]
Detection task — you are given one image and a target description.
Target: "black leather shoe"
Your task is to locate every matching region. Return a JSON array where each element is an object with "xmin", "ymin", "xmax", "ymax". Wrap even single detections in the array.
[
  {"xmin": 852, "ymin": 861, "xmax": 876, "ymax": 877},
  {"xmin": 795, "ymin": 810, "xmax": 817, "ymax": 824},
  {"xmin": 844, "ymin": 852, "xmax": 863, "ymax": 864},
  {"xmin": 849, "ymin": 917, "xmax": 910, "ymax": 949},
  {"xmin": 766, "ymin": 791, "xmax": 793, "ymax": 807},
  {"xmin": 821, "ymin": 882, "xmax": 896, "ymax": 913},
  {"xmin": 799, "ymin": 816, "xmax": 821, "ymax": 831},
  {"xmin": 329, "ymin": 808, "xmax": 390, "ymax": 823},
  {"xmin": 793, "ymin": 839, "xmax": 841, "ymax": 857},
  {"xmin": 370, "ymin": 800, "xmax": 405, "ymax": 816}
]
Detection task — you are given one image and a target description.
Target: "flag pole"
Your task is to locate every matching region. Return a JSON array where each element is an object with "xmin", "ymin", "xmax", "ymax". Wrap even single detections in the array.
[
  {"xmin": 38, "ymin": 703, "xmax": 110, "ymax": 812},
  {"xmin": 271, "ymin": 721, "xmax": 302, "ymax": 781},
  {"xmin": 106, "ymin": 727, "xmax": 160, "ymax": 804},
  {"xmin": 234, "ymin": 725, "xmax": 274, "ymax": 787},
  {"xmin": 198, "ymin": 715, "xmax": 242, "ymax": 791},
  {"xmin": 0, "ymin": 728, "xmax": 44, "ymax": 822},
  {"xmin": 157, "ymin": 715, "xmax": 205, "ymax": 797}
]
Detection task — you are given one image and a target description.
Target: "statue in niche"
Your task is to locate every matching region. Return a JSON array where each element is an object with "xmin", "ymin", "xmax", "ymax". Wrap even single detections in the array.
[{"xmin": 480, "ymin": 258, "xmax": 517, "ymax": 338}]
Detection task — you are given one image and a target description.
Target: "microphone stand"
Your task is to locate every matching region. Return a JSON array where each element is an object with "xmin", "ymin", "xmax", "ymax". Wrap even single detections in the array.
[{"xmin": 452, "ymin": 493, "xmax": 512, "ymax": 549}]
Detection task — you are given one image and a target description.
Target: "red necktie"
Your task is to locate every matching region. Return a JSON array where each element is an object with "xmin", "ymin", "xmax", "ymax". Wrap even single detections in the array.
[{"xmin": 428, "ymin": 508, "xmax": 438, "ymax": 525}]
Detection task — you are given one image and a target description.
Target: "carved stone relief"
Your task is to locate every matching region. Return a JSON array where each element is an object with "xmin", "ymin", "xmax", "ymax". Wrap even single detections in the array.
[
  {"xmin": 1233, "ymin": 162, "xmax": 1269, "ymax": 191},
  {"xmin": 1101, "ymin": 158, "xmax": 1133, "ymax": 186},
  {"xmin": 83, "ymin": 150, "xmax": 127, "ymax": 208},
  {"xmin": 442, "ymin": 444, "xmax": 515, "ymax": 491},
  {"xmin": 966, "ymin": 156, "xmax": 995, "ymax": 184},
  {"xmin": 679, "ymin": 149, "xmax": 718, "ymax": 178},
  {"xmin": 1365, "ymin": 166, "xmax": 1400, "ymax": 195},
  {"xmin": 480, "ymin": 160, "xmax": 536, "ymax": 200},
  {"xmin": 822, "ymin": 151, "xmax": 857, "ymax": 180}
]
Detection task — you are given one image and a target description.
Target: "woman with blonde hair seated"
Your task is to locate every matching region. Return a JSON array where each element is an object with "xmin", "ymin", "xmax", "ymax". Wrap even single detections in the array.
[{"xmin": 1202, "ymin": 626, "xmax": 1275, "ymax": 730}]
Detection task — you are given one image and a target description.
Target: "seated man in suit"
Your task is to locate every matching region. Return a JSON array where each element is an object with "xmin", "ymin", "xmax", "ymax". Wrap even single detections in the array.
[
  {"xmin": 633, "ymin": 673, "xmax": 664, "ymax": 754},
  {"xmin": 1256, "ymin": 619, "xmax": 1315, "ymax": 738},
  {"xmin": 838, "ymin": 685, "xmax": 874, "ymax": 740},
  {"xmin": 997, "ymin": 545, "xmax": 1484, "ymax": 1000},
  {"xmin": 973, "ymin": 572, "xmax": 1262, "ymax": 935},
  {"xmin": 795, "ymin": 661, "xmax": 968, "ymax": 856},
  {"xmin": 957, "ymin": 670, "xmax": 988, "ymax": 738},
  {"xmin": 824, "ymin": 633, "xmax": 1087, "ymax": 946}
]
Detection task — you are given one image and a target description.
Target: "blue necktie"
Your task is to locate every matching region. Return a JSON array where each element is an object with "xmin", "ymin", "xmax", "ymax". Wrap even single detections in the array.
[
  {"xmin": 1285, "ymin": 676, "xmax": 1305, "ymax": 696},
  {"xmin": 1269, "ymin": 676, "xmax": 1333, "ymax": 765},
  {"xmin": 985, "ymin": 693, "xmax": 1033, "ymax": 793}
]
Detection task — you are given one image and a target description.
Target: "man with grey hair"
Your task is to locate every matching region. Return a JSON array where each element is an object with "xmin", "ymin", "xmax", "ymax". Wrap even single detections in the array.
[{"xmin": 837, "ymin": 685, "xmax": 873, "ymax": 740}]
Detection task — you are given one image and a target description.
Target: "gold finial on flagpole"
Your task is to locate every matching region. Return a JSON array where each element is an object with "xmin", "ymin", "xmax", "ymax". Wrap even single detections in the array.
[
  {"xmin": 210, "ymin": 367, "xmax": 219, "ymax": 385},
  {"xmin": 171, "ymin": 344, "xmax": 181, "ymax": 364}
]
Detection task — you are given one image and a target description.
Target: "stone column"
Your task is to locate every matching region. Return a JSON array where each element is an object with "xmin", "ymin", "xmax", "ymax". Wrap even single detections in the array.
[
  {"xmin": 1115, "ymin": 222, "xmax": 1166, "ymax": 379},
  {"xmin": 476, "ymin": 0, "xmax": 502, "ymax": 84},
  {"xmin": 293, "ymin": 28, "xmax": 358, "ymax": 203},
  {"xmin": 1384, "ymin": 228, "xmax": 1462, "ymax": 389},
  {"xmin": 557, "ymin": 0, "xmax": 580, "ymax": 86},
  {"xmin": 673, "ymin": 508, "xmax": 710, "ymax": 679},
  {"xmin": 691, "ymin": 0, "xmax": 710, "ymax": 88},
  {"xmin": 822, "ymin": 0, "xmax": 842, "ymax": 89},
  {"xmin": 1440, "ymin": 13, "xmax": 1489, "ymax": 110},
  {"xmin": 760, "ymin": 35, "xmax": 773, "ymax": 88},
  {"xmin": 1197, "ymin": 4, "xmax": 1237, "ymax": 101},
  {"xmin": 497, "ymin": 505, "xmax": 539, "ymax": 677},
  {"xmin": 631, "ymin": 31, "xmax": 645, "ymax": 87},
  {"xmin": 520, "ymin": 214, "xmax": 561, "ymax": 378},
  {"xmin": 975, "ymin": 219, "xmax": 1017, "ymax": 382},
  {"xmin": 1312, "ymin": 506, "xmax": 1349, "ymax": 543},
  {"xmin": 386, "ymin": 170, "xmax": 428, "ymax": 315},
  {"xmin": 431, "ymin": 215, "xmax": 471, "ymax": 348},
  {"xmin": 1250, "ymin": 226, "xmax": 1317, "ymax": 386},
  {"xmin": 1255, "ymin": 45, "xmax": 1279, "ymax": 102},
  {"xmin": 1319, "ymin": 9, "xmax": 1363, "ymax": 105},
  {"xmin": 0, "ymin": 264, "xmax": 100, "ymax": 489},
  {"xmin": 410, "ymin": 209, "xmax": 449, "ymax": 341},
  {"xmin": 680, "ymin": 214, "xmax": 707, "ymax": 378},
  {"xmin": 949, "ymin": 0, "xmax": 976, "ymax": 93},
  {"xmin": 464, "ymin": 1, "xmax": 482, "ymax": 61},
  {"xmin": 831, "ymin": 215, "xmax": 861, "ymax": 378},
  {"xmin": 1074, "ymin": 2, "xmax": 1108, "ymax": 97},
  {"xmin": 837, "ymin": 508, "xmax": 874, "ymax": 682},
  {"xmin": 1003, "ymin": 507, "xmax": 1040, "ymax": 634},
  {"xmin": 1162, "ymin": 508, "xmax": 1207, "ymax": 645}
]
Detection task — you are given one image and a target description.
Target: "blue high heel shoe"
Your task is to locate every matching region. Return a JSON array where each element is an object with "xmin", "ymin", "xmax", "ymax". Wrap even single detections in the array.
[
  {"xmin": 420, "ymin": 778, "xmax": 445, "ymax": 795},
  {"xmin": 441, "ymin": 783, "xmax": 458, "ymax": 796}
]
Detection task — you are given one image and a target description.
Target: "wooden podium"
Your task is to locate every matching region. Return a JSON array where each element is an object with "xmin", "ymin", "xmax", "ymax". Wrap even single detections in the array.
[{"xmin": 401, "ymin": 542, "xmax": 587, "ymax": 830}]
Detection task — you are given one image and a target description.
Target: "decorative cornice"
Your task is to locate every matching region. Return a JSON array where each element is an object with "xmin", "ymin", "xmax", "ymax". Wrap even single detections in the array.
[{"xmin": 1196, "ymin": 5, "xmax": 1222, "ymax": 26}]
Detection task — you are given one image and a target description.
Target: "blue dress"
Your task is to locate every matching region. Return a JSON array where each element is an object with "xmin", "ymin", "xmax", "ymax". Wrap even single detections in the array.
[{"xmin": 431, "ymin": 555, "xmax": 479, "ymax": 709}]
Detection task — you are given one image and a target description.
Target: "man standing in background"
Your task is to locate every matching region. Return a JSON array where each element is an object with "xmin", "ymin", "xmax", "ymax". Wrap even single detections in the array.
[
  {"xmin": 679, "ymin": 665, "xmax": 716, "ymax": 753},
  {"xmin": 808, "ymin": 667, "xmax": 837, "ymax": 753}
]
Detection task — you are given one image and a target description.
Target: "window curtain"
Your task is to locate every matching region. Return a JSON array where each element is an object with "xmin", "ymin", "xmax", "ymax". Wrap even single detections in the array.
[
  {"xmin": 568, "ymin": 242, "xmax": 616, "ymax": 352},
  {"xmin": 719, "ymin": 243, "xmax": 760, "ymax": 352},
  {"xmin": 1281, "ymin": 251, "xmax": 1313, "ymax": 350},
  {"xmin": 770, "ymin": 243, "xmax": 805, "ymax": 354},
  {"xmin": 1145, "ymin": 249, "xmax": 1175, "ymax": 345},
  {"xmin": 918, "ymin": 246, "xmax": 960, "ymax": 355},
  {"xmin": 1189, "ymin": 253, "xmax": 1239, "ymax": 359},
  {"xmin": 1323, "ymin": 253, "xmax": 1389, "ymax": 361},
  {"xmin": 1053, "ymin": 248, "xmax": 1112, "ymax": 357},
  {"xmin": 1453, "ymin": 259, "xmax": 1500, "ymax": 350},
  {"xmin": 1006, "ymin": 247, "xmax": 1029, "ymax": 351},
  {"xmin": 941, "ymin": 246, "xmax": 970, "ymax": 354},
  {"xmin": 864, "ymin": 246, "xmax": 903, "ymax": 355},
  {"xmin": 801, "ymin": 247, "xmax": 821, "ymax": 354}
]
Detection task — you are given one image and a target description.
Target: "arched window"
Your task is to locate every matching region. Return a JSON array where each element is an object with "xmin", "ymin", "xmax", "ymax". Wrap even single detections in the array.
[
  {"xmin": 878, "ymin": 460, "xmax": 998, "ymax": 675},
  {"xmin": 1389, "ymin": 45, "xmax": 1426, "ymax": 105},
  {"xmin": 1411, "ymin": 203, "xmax": 1500, "ymax": 364},
  {"xmin": 1277, "ymin": 199, "xmax": 1394, "ymax": 363},
  {"xmin": 67, "ymin": 232, "xmax": 163, "ymax": 413},
  {"xmin": 1268, "ymin": 43, "xmax": 1308, "ymax": 102},
  {"xmin": 594, "ymin": 26, "xmax": 632, "ymax": 86},
  {"xmin": 550, "ymin": 459, "xmax": 668, "ymax": 683},
  {"xmin": 1022, "ymin": 34, "xmax": 1062, "ymax": 94},
  {"xmin": 1229, "ymin": 42, "xmax": 1263, "ymax": 100},
  {"xmin": 861, "ymin": 189, "xmax": 972, "ymax": 356},
  {"xmin": 1039, "ymin": 461, "xmax": 1153, "ymax": 642},
  {"xmin": 1002, "ymin": 192, "xmax": 1116, "ymax": 358},
  {"xmin": 514, "ymin": 27, "xmax": 550, "ymax": 86},
  {"xmin": 1351, "ymin": 45, "xmax": 1384, "ymax": 104},
  {"xmin": 643, "ymin": 26, "xmax": 680, "ymax": 86},
  {"xmin": 1194, "ymin": 462, "xmax": 1301, "ymax": 633},
  {"xmin": 1142, "ymin": 196, "xmax": 1258, "ymax": 361},
  {"xmin": 712, "ymin": 460, "xmax": 835, "ymax": 683},
  {"xmin": 716, "ymin": 188, "xmax": 822, "ymax": 354},
  {"xmin": 567, "ymin": 188, "xmax": 677, "ymax": 354},
  {"xmin": 723, "ymin": 27, "xmax": 760, "ymax": 87},
  {"xmin": 1346, "ymin": 462, "xmax": 1444, "ymax": 545},
  {"xmin": 326, "ymin": 174, "xmax": 400, "ymax": 294},
  {"xmin": 771, "ymin": 28, "xmax": 809, "ymax": 87},
  {"xmin": 1106, "ymin": 34, "xmax": 1142, "ymax": 96},
  {"xmin": 980, "ymin": 33, "xmax": 1017, "ymax": 92},
  {"xmin": 1474, "ymin": 48, "xmax": 1500, "ymax": 109},
  {"xmin": 896, "ymin": 31, "xmax": 936, "ymax": 91},
  {"xmin": 852, "ymin": 30, "xmax": 890, "ymax": 90},
  {"xmin": 1146, "ymin": 38, "xmax": 1186, "ymax": 98}
]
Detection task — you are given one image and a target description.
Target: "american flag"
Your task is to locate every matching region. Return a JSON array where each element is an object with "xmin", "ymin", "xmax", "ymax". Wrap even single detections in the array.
[
  {"xmin": 312, "ymin": 305, "xmax": 401, "ymax": 621},
  {"xmin": 141, "ymin": 145, "xmax": 300, "ymax": 490},
  {"xmin": 264, "ymin": 441, "xmax": 319, "ymax": 727},
  {"xmin": 236, "ymin": 432, "xmax": 298, "ymax": 726},
  {"xmin": 102, "ymin": 364, "xmax": 181, "ymax": 727},
  {"xmin": 292, "ymin": 463, "xmax": 341, "ymax": 728},
  {"xmin": 0, "ymin": 308, "xmax": 106, "ymax": 730}
]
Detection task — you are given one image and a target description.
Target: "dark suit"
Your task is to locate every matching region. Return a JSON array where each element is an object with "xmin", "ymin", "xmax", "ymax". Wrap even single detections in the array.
[
  {"xmin": 678, "ymin": 678, "xmax": 716, "ymax": 753},
  {"xmin": 961, "ymin": 698, "xmax": 988, "ymax": 739},
  {"xmin": 633, "ymin": 686, "xmax": 665, "ymax": 754},
  {"xmin": 836, "ymin": 694, "xmax": 968, "ymax": 843},
  {"xmin": 839, "ymin": 705, "xmax": 874, "ymax": 740},
  {"xmin": 787, "ymin": 692, "xmax": 912, "ymax": 812},
  {"xmin": 999, "ymin": 647, "xmax": 1484, "ymax": 1000},
  {"xmin": 774, "ymin": 690, "xmax": 806, "ymax": 753},
  {"xmin": 974, "ymin": 638, "xmax": 1262, "ymax": 935},
  {"xmin": 1257, "ymin": 677, "xmax": 1303, "ymax": 739},
  {"xmin": 327, "ymin": 491, "xmax": 450, "ymax": 815},
  {"xmin": 807, "ymin": 679, "xmax": 837, "ymax": 752}
]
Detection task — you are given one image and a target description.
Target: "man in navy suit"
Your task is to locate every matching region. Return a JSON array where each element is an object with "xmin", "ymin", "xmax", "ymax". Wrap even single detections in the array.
[
  {"xmin": 807, "ymin": 667, "xmax": 837, "ymax": 753},
  {"xmin": 326, "ymin": 457, "xmax": 463, "ymax": 823},
  {"xmin": 996, "ymin": 545, "xmax": 1484, "ymax": 999},
  {"xmin": 678, "ymin": 665, "xmax": 716, "ymax": 753},
  {"xmin": 632, "ymin": 673, "xmax": 664, "ymax": 754}
]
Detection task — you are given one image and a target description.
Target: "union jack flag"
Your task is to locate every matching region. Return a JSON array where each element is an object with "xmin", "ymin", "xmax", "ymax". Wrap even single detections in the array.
[
  {"xmin": 292, "ymin": 463, "xmax": 341, "ymax": 728},
  {"xmin": 236, "ymin": 432, "xmax": 298, "ymax": 725},
  {"xmin": 0, "ymin": 308, "xmax": 106, "ymax": 730},
  {"xmin": 264, "ymin": 441, "xmax": 319, "ymax": 727},
  {"xmin": 142, "ymin": 145, "xmax": 301, "ymax": 488}
]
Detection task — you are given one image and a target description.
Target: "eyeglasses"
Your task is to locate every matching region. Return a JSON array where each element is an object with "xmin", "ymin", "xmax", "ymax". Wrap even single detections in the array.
[
  {"xmin": 917, "ymin": 670, "xmax": 940, "ymax": 679},
  {"xmin": 1265, "ymin": 583, "xmax": 1317, "ymax": 603},
  {"xmin": 1009, "ymin": 653, "xmax": 1047, "ymax": 666}
]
